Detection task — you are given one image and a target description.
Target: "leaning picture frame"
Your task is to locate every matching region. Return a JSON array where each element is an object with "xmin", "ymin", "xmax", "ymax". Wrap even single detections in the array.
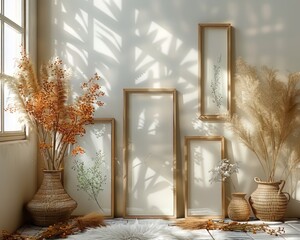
[
  {"xmin": 64, "ymin": 118, "xmax": 115, "ymax": 218},
  {"xmin": 184, "ymin": 136, "xmax": 225, "ymax": 219},
  {"xmin": 123, "ymin": 88, "xmax": 177, "ymax": 218},
  {"xmin": 198, "ymin": 23, "xmax": 232, "ymax": 120}
]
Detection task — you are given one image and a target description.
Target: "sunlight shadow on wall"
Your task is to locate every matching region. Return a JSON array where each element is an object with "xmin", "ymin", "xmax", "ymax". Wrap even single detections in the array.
[{"xmin": 52, "ymin": 0, "xmax": 201, "ymax": 217}]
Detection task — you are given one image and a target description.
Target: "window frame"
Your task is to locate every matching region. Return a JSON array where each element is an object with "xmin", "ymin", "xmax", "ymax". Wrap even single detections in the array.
[{"xmin": 0, "ymin": 0, "xmax": 27, "ymax": 142}]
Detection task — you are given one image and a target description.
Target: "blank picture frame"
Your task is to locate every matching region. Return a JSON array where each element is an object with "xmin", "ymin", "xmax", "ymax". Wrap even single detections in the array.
[
  {"xmin": 184, "ymin": 136, "xmax": 225, "ymax": 219},
  {"xmin": 198, "ymin": 23, "xmax": 232, "ymax": 120},
  {"xmin": 64, "ymin": 118, "xmax": 115, "ymax": 218},
  {"xmin": 123, "ymin": 88, "xmax": 177, "ymax": 218}
]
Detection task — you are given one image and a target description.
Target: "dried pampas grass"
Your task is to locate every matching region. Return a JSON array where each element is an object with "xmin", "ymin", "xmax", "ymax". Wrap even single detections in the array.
[
  {"xmin": 228, "ymin": 58, "xmax": 300, "ymax": 182},
  {"xmin": 76, "ymin": 212, "xmax": 105, "ymax": 230},
  {"xmin": 175, "ymin": 218, "xmax": 209, "ymax": 230}
]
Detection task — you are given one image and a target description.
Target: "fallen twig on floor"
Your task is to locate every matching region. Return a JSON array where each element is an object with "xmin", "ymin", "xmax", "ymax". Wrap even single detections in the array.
[
  {"xmin": 175, "ymin": 218, "xmax": 285, "ymax": 236},
  {"xmin": 2, "ymin": 212, "xmax": 105, "ymax": 240}
]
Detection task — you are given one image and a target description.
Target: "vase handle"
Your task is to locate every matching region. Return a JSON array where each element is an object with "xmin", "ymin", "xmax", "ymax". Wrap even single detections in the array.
[
  {"xmin": 278, "ymin": 180, "xmax": 285, "ymax": 195},
  {"xmin": 254, "ymin": 177, "xmax": 261, "ymax": 183},
  {"xmin": 279, "ymin": 180, "xmax": 290, "ymax": 202},
  {"xmin": 283, "ymin": 192, "xmax": 291, "ymax": 202}
]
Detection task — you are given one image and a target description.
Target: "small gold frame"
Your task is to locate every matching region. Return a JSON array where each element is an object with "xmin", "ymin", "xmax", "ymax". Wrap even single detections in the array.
[
  {"xmin": 184, "ymin": 136, "xmax": 225, "ymax": 219},
  {"xmin": 199, "ymin": 23, "xmax": 232, "ymax": 120},
  {"xmin": 65, "ymin": 118, "xmax": 115, "ymax": 218}
]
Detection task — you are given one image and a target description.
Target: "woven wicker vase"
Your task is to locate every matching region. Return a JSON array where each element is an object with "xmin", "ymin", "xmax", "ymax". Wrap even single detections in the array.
[
  {"xmin": 249, "ymin": 177, "xmax": 290, "ymax": 221},
  {"xmin": 26, "ymin": 170, "xmax": 77, "ymax": 226},
  {"xmin": 228, "ymin": 192, "xmax": 251, "ymax": 221}
]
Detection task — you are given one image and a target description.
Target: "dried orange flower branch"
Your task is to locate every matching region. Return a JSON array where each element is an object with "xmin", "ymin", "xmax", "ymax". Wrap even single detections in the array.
[{"xmin": 4, "ymin": 50, "xmax": 104, "ymax": 170}]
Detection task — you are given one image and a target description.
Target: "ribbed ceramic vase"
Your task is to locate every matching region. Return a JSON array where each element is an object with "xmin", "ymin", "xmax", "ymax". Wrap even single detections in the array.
[
  {"xmin": 249, "ymin": 177, "xmax": 290, "ymax": 221},
  {"xmin": 26, "ymin": 170, "xmax": 77, "ymax": 226},
  {"xmin": 228, "ymin": 192, "xmax": 251, "ymax": 221}
]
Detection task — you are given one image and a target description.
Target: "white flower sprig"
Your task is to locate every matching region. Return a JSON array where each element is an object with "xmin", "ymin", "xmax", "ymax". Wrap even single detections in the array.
[{"xmin": 209, "ymin": 159, "xmax": 240, "ymax": 183}]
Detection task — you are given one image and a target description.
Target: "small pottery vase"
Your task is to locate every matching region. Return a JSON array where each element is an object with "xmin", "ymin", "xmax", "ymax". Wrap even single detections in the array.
[
  {"xmin": 228, "ymin": 192, "xmax": 251, "ymax": 221},
  {"xmin": 249, "ymin": 177, "xmax": 290, "ymax": 221},
  {"xmin": 26, "ymin": 170, "xmax": 77, "ymax": 226}
]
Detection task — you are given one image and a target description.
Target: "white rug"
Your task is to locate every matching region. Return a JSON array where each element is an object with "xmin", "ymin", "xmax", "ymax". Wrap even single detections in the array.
[{"xmin": 64, "ymin": 220, "xmax": 210, "ymax": 240}]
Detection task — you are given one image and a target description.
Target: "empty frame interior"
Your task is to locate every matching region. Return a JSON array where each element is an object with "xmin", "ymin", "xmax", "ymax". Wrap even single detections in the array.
[
  {"xmin": 185, "ymin": 136, "xmax": 225, "ymax": 219},
  {"xmin": 123, "ymin": 88, "xmax": 177, "ymax": 218}
]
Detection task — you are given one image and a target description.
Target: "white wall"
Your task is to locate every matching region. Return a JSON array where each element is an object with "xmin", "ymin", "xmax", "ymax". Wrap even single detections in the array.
[
  {"xmin": 0, "ymin": 0, "xmax": 38, "ymax": 235},
  {"xmin": 37, "ymin": 0, "xmax": 300, "ymax": 217},
  {"xmin": 0, "ymin": 137, "xmax": 37, "ymax": 234}
]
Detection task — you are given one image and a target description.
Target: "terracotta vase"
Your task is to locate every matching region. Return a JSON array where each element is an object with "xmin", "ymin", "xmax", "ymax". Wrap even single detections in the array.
[
  {"xmin": 26, "ymin": 170, "xmax": 77, "ymax": 226},
  {"xmin": 249, "ymin": 177, "xmax": 290, "ymax": 221},
  {"xmin": 228, "ymin": 192, "xmax": 251, "ymax": 221}
]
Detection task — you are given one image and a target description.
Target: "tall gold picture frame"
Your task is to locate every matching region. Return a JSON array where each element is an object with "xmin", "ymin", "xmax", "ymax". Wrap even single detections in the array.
[
  {"xmin": 199, "ymin": 23, "xmax": 232, "ymax": 120},
  {"xmin": 123, "ymin": 88, "xmax": 177, "ymax": 218},
  {"xmin": 184, "ymin": 136, "xmax": 225, "ymax": 219}
]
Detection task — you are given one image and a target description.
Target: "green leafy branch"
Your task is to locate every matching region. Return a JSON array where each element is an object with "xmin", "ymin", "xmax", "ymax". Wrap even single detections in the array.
[{"xmin": 72, "ymin": 150, "xmax": 108, "ymax": 212}]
